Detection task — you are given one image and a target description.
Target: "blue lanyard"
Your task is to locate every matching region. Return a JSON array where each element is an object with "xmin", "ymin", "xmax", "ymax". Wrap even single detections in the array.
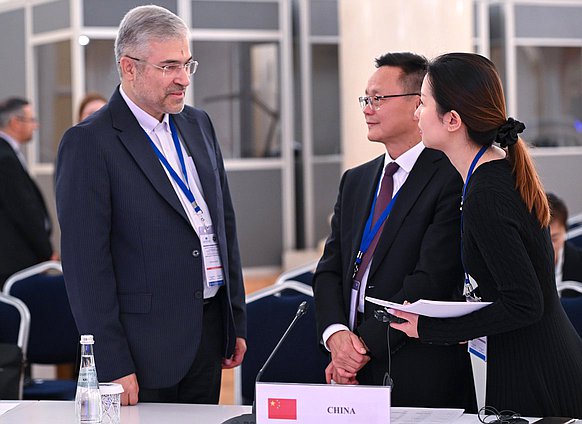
[
  {"xmin": 461, "ymin": 145, "xmax": 488, "ymax": 299},
  {"xmin": 147, "ymin": 117, "xmax": 202, "ymax": 213},
  {"xmin": 352, "ymin": 177, "xmax": 401, "ymax": 277}
]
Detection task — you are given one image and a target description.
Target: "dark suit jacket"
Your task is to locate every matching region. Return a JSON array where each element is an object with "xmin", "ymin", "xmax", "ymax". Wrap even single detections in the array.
[
  {"xmin": 314, "ymin": 149, "xmax": 476, "ymax": 410},
  {"xmin": 56, "ymin": 88, "xmax": 246, "ymax": 388},
  {"xmin": 0, "ymin": 137, "xmax": 52, "ymax": 285},
  {"xmin": 561, "ymin": 241, "xmax": 582, "ymax": 297},
  {"xmin": 563, "ymin": 241, "xmax": 582, "ymax": 283}
]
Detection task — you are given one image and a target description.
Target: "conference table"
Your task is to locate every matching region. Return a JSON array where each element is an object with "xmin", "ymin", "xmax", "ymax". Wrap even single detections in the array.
[{"xmin": 0, "ymin": 401, "xmax": 557, "ymax": 423}]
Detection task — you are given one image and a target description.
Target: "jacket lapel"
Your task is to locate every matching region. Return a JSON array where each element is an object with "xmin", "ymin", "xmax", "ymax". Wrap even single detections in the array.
[
  {"xmin": 171, "ymin": 112, "xmax": 220, "ymax": 228},
  {"xmin": 368, "ymin": 149, "xmax": 440, "ymax": 279},
  {"xmin": 110, "ymin": 89, "xmax": 189, "ymax": 223},
  {"xmin": 343, "ymin": 156, "xmax": 385, "ymax": 289}
]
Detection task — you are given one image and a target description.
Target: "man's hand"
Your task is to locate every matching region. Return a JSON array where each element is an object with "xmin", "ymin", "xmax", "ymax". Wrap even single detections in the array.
[
  {"xmin": 114, "ymin": 373, "xmax": 139, "ymax": 406},
  {"xmin": 325, "ymin": 362, "xmax": 358, "ymax": 385},
  {"xmin": 222, "ymin": 337, "xmax": 247, "ymax": 369},
  {"xmin": 327, "ymin": 330, "xmax": 370, "ymax": 379}
]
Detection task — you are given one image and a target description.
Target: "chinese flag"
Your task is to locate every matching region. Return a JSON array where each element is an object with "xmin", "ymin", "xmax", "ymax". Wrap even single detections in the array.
[{"xmin": 268, "ymin": 398, "xmax": 297, "ymax": 420}]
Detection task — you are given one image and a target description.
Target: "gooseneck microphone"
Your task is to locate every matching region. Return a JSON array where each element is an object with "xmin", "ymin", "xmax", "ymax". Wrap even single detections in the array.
[{"xmin": 221, "ymin": 301, "xmax": 309, "ymax": 424}]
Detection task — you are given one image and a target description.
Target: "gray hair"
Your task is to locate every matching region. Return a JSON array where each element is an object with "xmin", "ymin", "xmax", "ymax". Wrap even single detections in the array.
[
  {"xmin": 0, "ymin": 97, "xmax": 28, "ymax": 128},
  {"xmin": 114, "ymin": 5, "xmax": 189, "ymax": 78}
]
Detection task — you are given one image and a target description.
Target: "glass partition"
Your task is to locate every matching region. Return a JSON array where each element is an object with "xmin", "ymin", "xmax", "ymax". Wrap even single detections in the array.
[
  {"xmin": 192, "ymin": 41, "xmax": 281, "ymax": 159},
  {"xmin": 516, "ymin": 47, "xmax": 582, "ymax": 147},
  {"xmin": 35, "ymin": 40, "xmax": 72, "ymax": 164}
]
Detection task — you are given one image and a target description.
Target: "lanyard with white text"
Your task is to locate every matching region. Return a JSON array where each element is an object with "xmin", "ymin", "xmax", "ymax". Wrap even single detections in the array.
[
  {"xmin": 461, "ymin": 144, "xmax": 488, "ymax": 300},
  {"xmin": 147, "ymin": 118, "xmax": 203, "ymax": 215},
  {"xmin": 352, "ymin": 185, "xmax": 401, "ymax": 278}
]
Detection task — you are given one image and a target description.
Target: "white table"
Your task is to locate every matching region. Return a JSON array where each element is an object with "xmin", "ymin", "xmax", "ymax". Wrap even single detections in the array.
[
  {"xmin": 0, "ymin": 401, "xmax": 552, "ymax": 424},
  {"xmin": 0, "ymin": 401, "xmax": 251, "ymax": 424}
]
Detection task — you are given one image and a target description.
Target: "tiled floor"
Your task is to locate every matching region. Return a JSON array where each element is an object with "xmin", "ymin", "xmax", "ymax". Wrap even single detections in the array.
[{"xmin": 218, "ymin": 272, "xmax": 278, "ymax": 405}]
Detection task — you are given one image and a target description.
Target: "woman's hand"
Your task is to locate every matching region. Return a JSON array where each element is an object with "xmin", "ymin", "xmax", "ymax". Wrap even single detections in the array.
[{"xmin": 388, "ymin": 309, "xmax": 420, "ymax": 338}]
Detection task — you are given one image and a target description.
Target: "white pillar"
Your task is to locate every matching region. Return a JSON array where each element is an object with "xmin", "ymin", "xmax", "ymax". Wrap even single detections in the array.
[{"xmin": 339, "ymin": 0, "xmax": 474, "ymax": 170}]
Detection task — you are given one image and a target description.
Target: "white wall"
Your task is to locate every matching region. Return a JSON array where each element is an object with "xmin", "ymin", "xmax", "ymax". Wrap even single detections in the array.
[{"xmin": 339, "ymin": 0, "xmax": 474, "ymax": 170}]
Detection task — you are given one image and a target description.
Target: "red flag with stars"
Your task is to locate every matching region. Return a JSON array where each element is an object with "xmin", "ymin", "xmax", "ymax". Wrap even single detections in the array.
[{"xmin": 268, "ymin": 398, "xmax": 297, "ymax": 420}]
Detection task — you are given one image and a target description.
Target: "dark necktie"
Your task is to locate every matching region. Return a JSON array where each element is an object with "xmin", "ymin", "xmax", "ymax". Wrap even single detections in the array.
[{"xmin": 354, "ymin": 161, "xmax": 400, "ymax": 283}]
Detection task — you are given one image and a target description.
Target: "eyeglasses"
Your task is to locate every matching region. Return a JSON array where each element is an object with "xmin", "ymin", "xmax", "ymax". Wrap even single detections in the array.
[
  {"xmin": 15, "ymin": 116, "xmax": 38, "ymax": 124},
  {"xmin": 358, "ymin": 93, "xmax": 420, "ymax": 111},
  {"xmin": 125, "ymin": 55, "xmax": 199, "ymax": 77}
]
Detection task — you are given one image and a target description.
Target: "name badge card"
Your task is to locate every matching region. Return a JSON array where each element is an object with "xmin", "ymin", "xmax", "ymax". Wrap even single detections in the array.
[
  {"xmin": 199, "ymin": 225, "xmax": 224, "ymax": 287},
  {"xmin": 255, "ymin": 382, "xmax": 390, "ymax": 424}
]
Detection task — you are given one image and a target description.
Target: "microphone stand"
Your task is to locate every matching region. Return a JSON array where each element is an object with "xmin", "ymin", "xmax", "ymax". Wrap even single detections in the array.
[{"xmin": 221, "ymin": 301, "xmax": 309, "ymax": 424}]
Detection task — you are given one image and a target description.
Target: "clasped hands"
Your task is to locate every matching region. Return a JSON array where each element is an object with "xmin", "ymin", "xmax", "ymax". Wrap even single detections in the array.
[
  {"xmin": 326, "ymin": 330, "xmax": 370, "ymax": 385},
  {"xmin": 326, "ymin": 310, "xmax": 421, "ymax": 386}
]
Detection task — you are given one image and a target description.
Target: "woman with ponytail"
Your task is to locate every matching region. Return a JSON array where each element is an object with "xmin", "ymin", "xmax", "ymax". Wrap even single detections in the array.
[{"xmin": 390, "ymin": 52, "xmax": 582, "ymax": 417}]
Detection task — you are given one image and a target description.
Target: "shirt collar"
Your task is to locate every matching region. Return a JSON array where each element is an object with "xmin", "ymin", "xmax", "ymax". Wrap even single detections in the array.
[
  {"xmin": 119, "ymin": 85, "xmax": 170, "ymax": 134},
  {"xmin": 0, "ymin": 130, "xmax": 22, "ymax": 154},
  {"xmin": 384, "ymin": 141, "xmax": 425, "ymax": 173}
]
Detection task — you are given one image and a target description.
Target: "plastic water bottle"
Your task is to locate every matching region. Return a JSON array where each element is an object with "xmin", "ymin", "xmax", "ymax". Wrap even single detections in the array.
[{"xmin": 75, "ymin": 335, "xmax": 102, "ymax": 423}]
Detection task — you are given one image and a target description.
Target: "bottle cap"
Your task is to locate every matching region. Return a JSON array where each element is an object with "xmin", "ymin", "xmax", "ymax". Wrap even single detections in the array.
[
  {"xmin": 80, "ymin": 334, "xmax": 95, "ymax": 345},
  {"xmin": 99, "ymin": 383, "xmax": 124, "ymax": 395}
]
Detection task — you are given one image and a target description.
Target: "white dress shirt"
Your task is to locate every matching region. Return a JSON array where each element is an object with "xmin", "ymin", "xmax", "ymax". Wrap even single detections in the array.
[
  {"xmin": 0, "ymin": 130, "xmax": 28, "ymax": 169},
  {"xmin": 120, "ymin": 86, "xmax": 219, "ymax": 299}
]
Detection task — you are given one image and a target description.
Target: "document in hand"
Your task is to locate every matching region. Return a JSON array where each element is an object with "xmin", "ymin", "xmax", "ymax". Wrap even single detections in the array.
[{"xmin": 365, "ymin": 297, "xmax": 492, "ymax": 318}]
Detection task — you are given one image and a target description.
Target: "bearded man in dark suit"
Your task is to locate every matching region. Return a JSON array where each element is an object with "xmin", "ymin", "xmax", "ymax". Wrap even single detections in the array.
[{"xmin": 56, "ymin": 5, "xmax": 246, "ymax": 406}]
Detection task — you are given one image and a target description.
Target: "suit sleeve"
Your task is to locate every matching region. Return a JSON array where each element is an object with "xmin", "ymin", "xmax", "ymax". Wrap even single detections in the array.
[
  {"xmin": 358, "ymin": 166, "xmax": 465, "ymax": 358},
  {"xmin": 0, "ymin": 155, "xmax": 52, "ymax": 259},
  {"xmin": 204, "ymin": 111, "xmax": 246, "ymax": 339},
  {"xmin": 313, "ymin": 171, "xmax": 351, "ymax": 340},
  {"xmin": 56, "ymin": 125, "xmax": 136, "ymax": 381}
]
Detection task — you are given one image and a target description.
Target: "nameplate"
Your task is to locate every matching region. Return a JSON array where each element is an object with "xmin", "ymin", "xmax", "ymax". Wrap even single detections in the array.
[{"xmin": 255, "ymin": 382, "xmax": 390, "ymax": 423}]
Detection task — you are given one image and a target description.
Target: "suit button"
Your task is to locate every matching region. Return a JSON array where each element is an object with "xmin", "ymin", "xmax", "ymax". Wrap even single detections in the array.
[
  {"xmin": 195, "ymin": 291, "xmax": 203, "ymax": 299},
  {"xmin": 192, "ymin": 249, "xmax": 200, "ymax": 257}
]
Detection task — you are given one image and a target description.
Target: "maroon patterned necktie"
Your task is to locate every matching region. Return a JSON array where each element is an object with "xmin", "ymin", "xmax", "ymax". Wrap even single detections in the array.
[{"xmin": 353, "ymin": 162, "xmax": 400, "ymax": 283}]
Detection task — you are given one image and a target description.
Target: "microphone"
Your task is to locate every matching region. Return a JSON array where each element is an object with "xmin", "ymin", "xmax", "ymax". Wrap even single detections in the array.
[{"xmin": 221, "ymin": 301, "xmax": 309, "ymax": 424}]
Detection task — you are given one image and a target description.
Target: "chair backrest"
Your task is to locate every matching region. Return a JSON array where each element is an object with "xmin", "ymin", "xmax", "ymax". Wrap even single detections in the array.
[
  {"xmin": 238, "ymin": 282, "xmax": 328, "ymax": 405},
  {"xmin": 567, "ymin": 226, "xmax": 582, "ymax": 249},
  {"xmin": 561, "ymin": 296, "xmax": 582, "ymax": 338},
  {"xmin": 274, "ymin": 261, "xmax": 317, "ymax": 287},
  {"xmin": 4, "ymin": 261, "xmax": 78, "ymax": 364},
  {"xmin": 0, "ymin": 293, "xmax": 30, "ymax": 399},
  {"xmin": 567, "ymin": 213, "xmax": 582, "ymax": 231},
  {"xmin": 0, "ymin": 294, "xmax": 30, "ymax": 355},
  {"xmin": 557, "ymin": 280, "xmax": 582, "ymax": 297}
]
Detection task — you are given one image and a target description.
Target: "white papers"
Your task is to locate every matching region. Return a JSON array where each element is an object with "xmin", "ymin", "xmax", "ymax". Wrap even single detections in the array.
[
  {"xmin": 365, "ymin": 297, "xmax": 491, "ymax": 318},
  {"xmin": 0, "ymin": 403, "xmax": 20, "ymax": 416},
  {"xmin": 391, "ymin": 407, "xmax": 464, "ymax": 423}
]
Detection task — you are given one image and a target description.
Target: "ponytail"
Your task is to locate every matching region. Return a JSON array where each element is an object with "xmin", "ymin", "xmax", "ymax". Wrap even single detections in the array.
[{"xmin": 507, "ymin": 138, "xmax": 550, "ymax": 227}]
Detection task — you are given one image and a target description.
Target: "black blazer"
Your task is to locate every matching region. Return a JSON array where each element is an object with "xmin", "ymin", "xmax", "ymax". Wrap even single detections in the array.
[
  {"xmin": 0, "ymin": 137, "xmax": 52, "ymax": 285},
  {"xmin": 314, "ymin": 148, "xmax": 476, "ymax": 410},
  {"xmin": 56, "ymin": 88, "xmax": 246, "ymax": 388}
]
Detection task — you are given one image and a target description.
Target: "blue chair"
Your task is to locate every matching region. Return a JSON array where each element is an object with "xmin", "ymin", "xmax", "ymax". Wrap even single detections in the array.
[
  {"xmin": 567, "ymin": 226, "xmax": 582, "ymax": 249},
  {"xmin": 561, "ymin": 296, "xmax": 582, "ymax": 338},
  {"xmin": 4, "ymin": 261, "xmax": 78, "ymax": 400},
  {"xmin": 274, "ymin": 261, "xmax": 317, "ymax": 287},
  {"xmin": 567, "ymin": 213, "xmax": 582, "ymax": 231},
  {"xmin": 0, "ymin": 293, "xmax": 30, "ymax": 399},
  {"xmin": 235, "ymin": 281, "xmax": 329, "ymax": 405}
]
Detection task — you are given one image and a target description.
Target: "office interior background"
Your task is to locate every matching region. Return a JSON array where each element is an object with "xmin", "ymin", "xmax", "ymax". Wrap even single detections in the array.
[{"xmin": 0, "ymin": 0, "xmax": 581, "ymax": 273}]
